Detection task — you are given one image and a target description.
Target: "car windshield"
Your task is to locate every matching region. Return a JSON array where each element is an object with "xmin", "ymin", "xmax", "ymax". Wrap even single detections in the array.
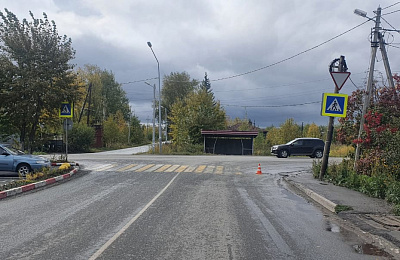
[
  {"xmin": 286, "ymin": 140, "xmax": 297, "ymax": 145},
  {"xmin": 1, "ymin": 145, "xmax": 17, "ymax": 155}
]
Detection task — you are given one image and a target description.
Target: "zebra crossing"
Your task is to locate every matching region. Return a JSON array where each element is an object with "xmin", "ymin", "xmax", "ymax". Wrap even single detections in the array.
[{"xmin": 84, "ymin": 163, "xmax": 242, "ymax": 175}]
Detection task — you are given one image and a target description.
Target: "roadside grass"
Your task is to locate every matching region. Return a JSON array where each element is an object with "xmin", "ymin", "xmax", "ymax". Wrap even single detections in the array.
[
  {"xmin": 312, "ymin": 159, "xmax": 400, "ymax": 215},
  {"xmin": 329, "ymin": 144, "xmax": 354, "ymax": 157},
  {"xmin": 335, "ymin": 205, "xmax": 353, "ymax": 213}
]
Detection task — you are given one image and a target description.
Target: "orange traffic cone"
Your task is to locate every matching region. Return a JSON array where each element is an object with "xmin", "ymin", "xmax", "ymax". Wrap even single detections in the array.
[{"xmin": 256, "ymin": 163, "xmax": 262, "ymax": 175}]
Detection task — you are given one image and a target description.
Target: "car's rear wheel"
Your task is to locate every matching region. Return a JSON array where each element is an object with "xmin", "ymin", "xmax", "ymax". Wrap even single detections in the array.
[
  {"xmin": 314, "ymin": 149, "xmax": 323, "ymax": 159},
  {"xmin": 17, "ymin": 163, "xmax": 31, "ymax": 177},
  {"xmin": 279, "ymin": 149, "xmax": 288, "ymax": 158}
]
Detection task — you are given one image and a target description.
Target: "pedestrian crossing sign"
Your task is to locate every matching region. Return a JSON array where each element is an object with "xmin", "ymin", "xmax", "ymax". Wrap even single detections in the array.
[
  {"xmin": 59, "ymin": 102, "xmax": 73, "ymax": 118},
  {"xmin": 321, "ymin": 93, "xmax": 348, "ymax": 117}
]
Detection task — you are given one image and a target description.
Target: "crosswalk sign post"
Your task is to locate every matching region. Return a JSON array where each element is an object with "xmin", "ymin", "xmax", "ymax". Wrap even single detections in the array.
[
  {"xmin": 59, "ymin": 102, "xmax": 73, "ymax": 161},
  {"xmin": 320, "ymin": 56, "xmax": 350, "ymax": 181}
]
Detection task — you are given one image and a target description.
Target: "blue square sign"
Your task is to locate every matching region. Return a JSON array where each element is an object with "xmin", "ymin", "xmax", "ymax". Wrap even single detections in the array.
[
  {"xmin": 321, "ymin": 93, "xmax": 348, "ymax": 117},
  {"xmin": 59, "ymin": 102, "xmax": 73, "ymax": 118}
]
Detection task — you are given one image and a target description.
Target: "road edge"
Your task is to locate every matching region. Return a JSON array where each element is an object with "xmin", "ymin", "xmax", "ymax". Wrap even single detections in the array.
[
  {"xmin": 283, "ymin": 177, "xmax": 400, "ymax": 259},
  {"xmin": 0, "ymin": 166, "xmax": 79, "ymax": 200}
]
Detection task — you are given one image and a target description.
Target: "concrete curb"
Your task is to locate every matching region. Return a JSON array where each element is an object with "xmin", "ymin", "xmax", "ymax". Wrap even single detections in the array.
[
  {"xmin": 283, "ymin": 178, "xmax": 338, "ymax": 213},
  {"xmin": 283, "ymin": 177, "xmax": 400, "ymax": 259},
  {"xmin": 0, "ymin": 166, "xmax": 79, "ymax": 200}
]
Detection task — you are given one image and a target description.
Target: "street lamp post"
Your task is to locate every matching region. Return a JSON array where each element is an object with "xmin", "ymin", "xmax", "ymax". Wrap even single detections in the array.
[
  {"xmin": 145, "ymin": 82, "xmax": 156, "ymax": 153},
  {"xmin": 147, "ymin": 41, "xmax": 162, "ymax": 154},
  {"xmin": 353, "ymin": 7, "xmax": 381, "ymax": 166}
]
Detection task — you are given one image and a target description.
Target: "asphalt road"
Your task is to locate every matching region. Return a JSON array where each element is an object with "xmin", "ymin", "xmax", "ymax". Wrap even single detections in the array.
[{"xmin": 0, "ymin": 155, "xmax": 384, "ymax": 259}]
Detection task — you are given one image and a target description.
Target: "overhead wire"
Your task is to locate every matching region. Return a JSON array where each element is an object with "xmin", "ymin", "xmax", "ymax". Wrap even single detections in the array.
[
  {"xmin": 209, "ymin": 20, "xmax": 370, "ymax": 82},
  {"xmin": 123, "ymin": 20, "xmax": 370, "ymax": 85},
  {"xmin": 382, "ymin": 9, "xmax": 400, "ymax": 16},
  {"xmin": 382, "ymin": 2, "xmax": 400, "ymax": 10},
  {"xmin": 221, "ymin": 101, "xmax": 321, "ymax": 108}
]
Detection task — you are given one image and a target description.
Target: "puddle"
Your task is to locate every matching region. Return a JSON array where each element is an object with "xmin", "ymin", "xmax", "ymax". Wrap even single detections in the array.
[
  {"xmin": 353, "ymin": 243, "xmax": 392, "ymax": 257},
  {"xmin": 325, "ymin": 221, "xmax": 340, "ymax": 233}
]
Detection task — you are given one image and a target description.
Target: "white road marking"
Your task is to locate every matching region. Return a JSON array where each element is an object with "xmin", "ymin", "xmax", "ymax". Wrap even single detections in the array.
[{"xmin": 89, "ymin": 172, "xmax": 182, "ymax": 260}]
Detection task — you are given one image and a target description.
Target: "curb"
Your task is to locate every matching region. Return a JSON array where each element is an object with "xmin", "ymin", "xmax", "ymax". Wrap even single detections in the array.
[
  {"xmin": 283, "ymin": 177, "xmax": 400, "ymax": 259},
  {"xmin": 51, "ymin": 162, "xmax": 79, "ymax": 167},
  {"xmin": 283, "ymin": 177, "xmax": 338, "ymax": 213},
  {"xmin": 0, "ymin": 166, "xmax": 79, "ymax": 200}
]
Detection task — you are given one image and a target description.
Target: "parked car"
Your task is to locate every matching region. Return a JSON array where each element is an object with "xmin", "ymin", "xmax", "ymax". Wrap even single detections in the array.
[
  {"xmin": 271, "ymin": 138, "xmax": 325, "ymax": 158},
  {"xmin": 0, "ymin": 144, "xmax": 50, "ymax": 176}
]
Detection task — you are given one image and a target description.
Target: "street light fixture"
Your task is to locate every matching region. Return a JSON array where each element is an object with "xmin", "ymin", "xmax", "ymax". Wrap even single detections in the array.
[
  {"xmin": 145, "ymin": 82, "xmax": 156, "ymax": 153},
  {"xmin": 147, "ymin": 41, "xmax": 162, "ymax": 154},
  {"xmin": 354, "ymin": 9, "xmax": 367, "ymax": 18}
]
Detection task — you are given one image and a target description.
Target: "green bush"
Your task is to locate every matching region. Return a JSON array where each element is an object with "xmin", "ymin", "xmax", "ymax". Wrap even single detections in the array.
[
  {"xmin": 386, "ymin": 182, "xmax": 400, "ymax": 204},
  {"xmin": 312, "ymin": 158, "xmax": 400, "ymax": 203},
  {"xmin": 68, "ymin": 123, "xmax": 95, "ymax": 153}
]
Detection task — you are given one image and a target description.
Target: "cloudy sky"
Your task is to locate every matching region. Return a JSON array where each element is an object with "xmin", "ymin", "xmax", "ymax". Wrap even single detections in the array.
[{"xmin": 3, "ymin": 0, "xmax": 400, "ymax": 127}]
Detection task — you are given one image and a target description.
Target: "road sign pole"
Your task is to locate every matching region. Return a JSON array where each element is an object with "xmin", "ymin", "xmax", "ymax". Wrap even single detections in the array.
[
  {"xmin": 65, "ymin": 119, "xmax": 68, "ymax": 162},
  {"xmin": 320, "ymin": 56, "xmax": 347, "ymax": 180}
]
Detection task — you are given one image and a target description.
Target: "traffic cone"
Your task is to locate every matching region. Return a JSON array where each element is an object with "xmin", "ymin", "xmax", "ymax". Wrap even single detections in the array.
[{"xmin": 256, "ymin": 163, "xmax": 262, "ymax": 175}]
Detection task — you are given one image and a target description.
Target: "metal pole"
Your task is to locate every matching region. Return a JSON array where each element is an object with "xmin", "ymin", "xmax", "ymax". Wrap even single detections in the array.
[
  {"xmin": 152, "ymin": 91, "xmax": 156, "ymax": 152},
  {"xmin": 147, "ymin": 42, "xmax": 162, "ymax": 154},
  {"xmin": 379, "ymin": 33, "xmax": 395, "ymax": 89},
  {"xmin": 65, "ymin": 119, "xmax": 68, "ymax": 162},
  {"xmin": 165, "ymin": 107, "xmax": 168, "ymax": 142},
  {"xmin": 145, "ymin": 82, "xmax": 156, "ymax": 153},
  {"xmin": 320, "ymin": 56, "xmax": 346, "ymax": 180},
  {"xmin": 354, "ymin": 7, "xmax": 381, "ymax": 166}
]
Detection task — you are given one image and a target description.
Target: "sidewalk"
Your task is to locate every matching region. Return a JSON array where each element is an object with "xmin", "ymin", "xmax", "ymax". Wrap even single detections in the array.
[{"xmin": 284, "ymin": 172, "xmax": 400, "ymax": 258}]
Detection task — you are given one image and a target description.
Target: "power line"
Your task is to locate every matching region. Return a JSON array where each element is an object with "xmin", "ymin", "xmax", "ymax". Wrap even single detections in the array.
[
  {"xmin": 122, "ymin": 21, "xmax": 370, "ymax": 85},
  {"xmin": 210, "ymin": 20, "xmax": 369, "ymax": 82},
  {"xmin": 121, "ymin": 77, "xmax": 158, "ymax": 85},
  {"xmin": 388, "ymin": 44, "xmax": 400, "ymax": 49},
  {"xmin": 383, "ymin": 2, "xmax": 400, "ymax": 10},
  {"xmin": 381, "ymin": 17, "xmax": 400, "ymax": 33},
  {"xmin": 382, "ymin": 9, "xmax": 400, "ymax": 16},
  {"xmin": 222, "ymin": 101, "xmax": 321, "ymax": 108}
]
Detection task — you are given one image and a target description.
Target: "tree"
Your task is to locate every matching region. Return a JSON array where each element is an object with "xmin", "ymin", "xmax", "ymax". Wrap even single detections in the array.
[
  {"xmin": 169, "ymin": 88, "xmax": 226, "ymax": 147},
  {"xmin": 306, "ymin": 123, "xmax": 321, "ymax": 138},
  {"xmin": 161, "ymin": 72, "xmax": 198, "ymax": 113},
  {"xmin": 280, "ymin": 118, "xmax": 301, "ymax": 143},
  {"xmin": 200, "ymin": 72, "xmax": 211, "ymax": 92},
  {"xmin": 76, "ymin": 65, "xmax": 130, "ymax": 125},
  {"xmin": 0, "ymin": 9, "xmax": 78, "ymax": 151},
  {"xmin": 129, "ymin": 114, "xmax": 145, "ymax": 145},
  {"xmin": 265, "ymin": 119, "xmax": 301, "ymax": 146},
  {"xmin": 68, "ymin": 123, "xmax": 95, "ymax": 152}
]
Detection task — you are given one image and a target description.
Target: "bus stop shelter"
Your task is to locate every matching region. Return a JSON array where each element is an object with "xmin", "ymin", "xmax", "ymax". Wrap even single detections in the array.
[{"xmin": 201, "ymin": 130, "xmax": 259, "ymax": 155}]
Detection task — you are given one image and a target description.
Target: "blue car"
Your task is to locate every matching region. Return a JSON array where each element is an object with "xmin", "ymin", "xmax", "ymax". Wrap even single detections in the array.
[{"xmin": 0, "ymin": 144, "xmax": 50, "ymax": 176}]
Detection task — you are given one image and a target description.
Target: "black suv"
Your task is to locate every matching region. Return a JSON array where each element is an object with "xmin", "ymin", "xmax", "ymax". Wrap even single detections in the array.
[{"xmin": 271, "ymin": 138, "xmax": 325, "ymax": 158}]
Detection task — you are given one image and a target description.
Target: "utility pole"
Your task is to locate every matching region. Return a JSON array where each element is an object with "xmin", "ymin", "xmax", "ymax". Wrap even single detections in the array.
[
  {"xmin": 379, "ymin": 33, "xmax": 395, "ymax": 89},
  {"xmin": 320, "ymin": 56, "xmax": 347, "ymax": 180},
  {"xmin": 354, "ymin": 7, "xmax": 382, "ymax": 166}
]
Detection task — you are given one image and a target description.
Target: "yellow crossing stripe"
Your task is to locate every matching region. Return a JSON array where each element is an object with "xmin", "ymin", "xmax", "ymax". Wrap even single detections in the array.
[
  {"xmin": 117, "ymin": 164, "xmax": 137, "ymax": 172},
  {"xmin": 94, "ymin": 163, "xmax": 227, "ymax": 174},
  {"xmin": 215, "ymin": 166, "xmax": 224, "ymax": 174},
  {"xmin": 145, "ymin": 164, "xmax": 164, "ymax": 172},
  {"xmin": 165, "ymin": 165, "xmax": 180, "ymax": 172},
  {"xmin": 195, "ymin": 165, "xmax": 206, "ymax": 173},
  {"xmin": 176, "ymin": 165, "xmax": 189, "ymax": 172},
  {"xmin": 155, "ymin": 164, "xmax": 172, "ymax": 172},
  {"xmin": 136, "ymin": 164, "xmax": 155, "ymax": 172}
]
